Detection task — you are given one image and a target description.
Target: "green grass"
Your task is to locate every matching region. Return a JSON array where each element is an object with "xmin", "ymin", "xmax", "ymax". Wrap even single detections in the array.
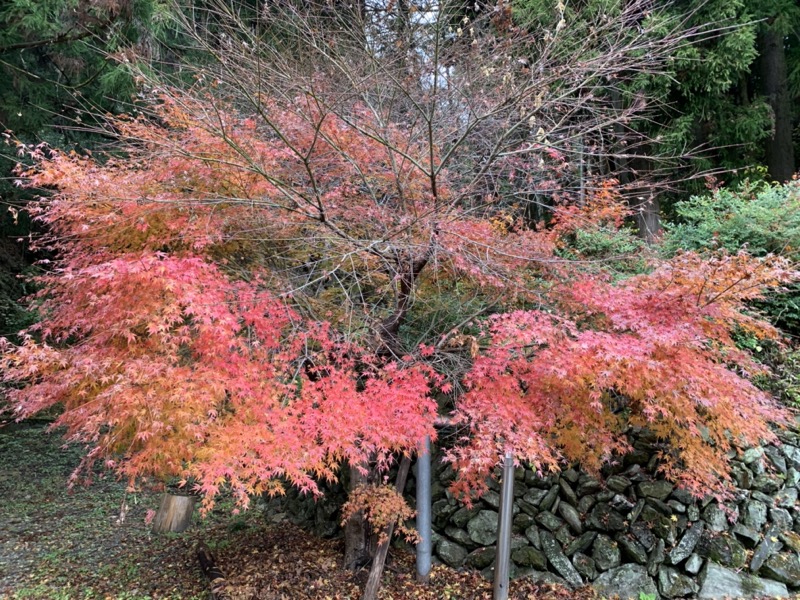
[{"xmin": 0, "ymin": 421, "xmax": 257, "ymax": 600}]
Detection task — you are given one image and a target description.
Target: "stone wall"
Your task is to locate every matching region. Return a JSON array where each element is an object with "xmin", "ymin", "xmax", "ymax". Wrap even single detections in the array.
[{"xmin": 281, "ymin": 426, "xmax": 800, "ymax": 599}]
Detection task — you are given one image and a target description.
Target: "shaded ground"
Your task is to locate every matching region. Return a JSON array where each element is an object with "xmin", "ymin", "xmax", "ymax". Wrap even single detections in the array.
[
  {"xmin": 0, "ymin": 420, "xmax": 592, "ymax": 600},
  {"xmin": 4, "ymin": 419, "xmax": 800, "ymax": 600},
  {"xmin": 212, "ymin": 525, "xmax": 588, "ymax": 600},
  {"xmin": 0, "ymin": 421, "xmax": 210, "ymax": 599}
]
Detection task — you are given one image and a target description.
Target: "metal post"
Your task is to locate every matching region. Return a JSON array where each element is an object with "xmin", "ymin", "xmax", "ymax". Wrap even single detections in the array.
[
  {"xmin": 493, "ymin": 451, "xmax": 515, "ymax": 600},
  {"xmin": 416, "ymin": 435, "xmax": 432, "ymax": 582}
]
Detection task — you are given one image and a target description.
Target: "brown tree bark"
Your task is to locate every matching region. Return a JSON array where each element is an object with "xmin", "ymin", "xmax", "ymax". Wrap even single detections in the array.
[
  {"xmin": 344, "ymin": 465, "xmax": 371, "ymax": 570},
  {"xmin": 760, "ymin": 26, "xmax": 795, "ymax": 182},
  {"xmin": 633, "ymin": 194, "xmax": 661, "ymax": 245},
  {"xmin": 361, "ymin": 455, "xmax": 412, "ymax": 600},
  {"xmin": 197, "ymin": 542, "xmax": 230, "ymax": 600},
  {"xmin": 345, "ymin": 251, "xmax": 429, "ymax": 570},
  {"xmin": 610, "ymin": 88, "xmax": 661, "ymax": 243}
]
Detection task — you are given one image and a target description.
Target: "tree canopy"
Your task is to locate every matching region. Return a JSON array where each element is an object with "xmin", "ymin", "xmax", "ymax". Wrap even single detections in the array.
[{"xmin": 1, "ymin": 7, "xmax": 799, "ymax": 597}]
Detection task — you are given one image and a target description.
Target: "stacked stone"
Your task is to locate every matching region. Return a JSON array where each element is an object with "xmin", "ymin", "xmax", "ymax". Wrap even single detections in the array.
[{"xmin": 422, "ymin": 428, "xmax": 800, "ymax": 599}]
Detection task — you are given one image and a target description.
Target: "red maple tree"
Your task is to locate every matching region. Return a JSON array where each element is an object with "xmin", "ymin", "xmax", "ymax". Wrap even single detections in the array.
[
  {"xmin": 1, "ymin": 2, "xmax": 796, "ymax": 596},
  {"xmin": 3, "ymin": 93, "xmax": 793, "ymax": 506}
]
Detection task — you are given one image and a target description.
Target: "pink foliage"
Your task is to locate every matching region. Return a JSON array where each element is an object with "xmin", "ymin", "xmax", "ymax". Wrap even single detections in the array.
[{"xmin": 2, "ymin": 93, "xmax": 795, "ymax": 511}]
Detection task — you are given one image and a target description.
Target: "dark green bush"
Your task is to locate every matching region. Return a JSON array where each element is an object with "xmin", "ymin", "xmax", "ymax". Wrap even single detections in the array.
[{"xmin": 662, "ymin": 180, "xmax": 800, "ymax": 335}]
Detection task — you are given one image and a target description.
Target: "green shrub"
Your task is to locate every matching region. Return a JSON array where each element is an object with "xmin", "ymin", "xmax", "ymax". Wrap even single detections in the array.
[
  {"xmin": 733, "ymin": 331, "xmax": 800, "ymax": 408},
  {"xmin": 662, "ymin": 180, "xmax": 800, "ymax": 334},
  {"xmin": 557, "ymin": 225, "xmax": 652, "ymax": 279}
]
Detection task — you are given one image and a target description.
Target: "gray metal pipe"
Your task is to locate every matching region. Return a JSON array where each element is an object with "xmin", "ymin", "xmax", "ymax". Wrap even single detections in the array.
[
  {"xmin": 493, "ymin": 451, "xmax": 515, "ymax": 600},
  {"xmin": 416, "ymin": 435, "xmax": 432, "ymax": 582}
]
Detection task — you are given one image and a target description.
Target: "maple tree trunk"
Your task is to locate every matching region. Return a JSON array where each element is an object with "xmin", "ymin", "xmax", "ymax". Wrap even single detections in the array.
[
  {"xmin": 152, "ymin": 493, "xmax": 195, "ymax": 533},
  {"xmin": 344, "ymin": 465, "xmax": 371, "ymax": 570},
  {"xmin": 197, "ymin": 542, "xmax": 230, "ymax": 600},
  {"xmin": 346, "ymin": 254, "xmax": 428, "ymax": 572},
  {"xmin": 361, "ymin": 455, "xmax": 412, "ymax": 600}
]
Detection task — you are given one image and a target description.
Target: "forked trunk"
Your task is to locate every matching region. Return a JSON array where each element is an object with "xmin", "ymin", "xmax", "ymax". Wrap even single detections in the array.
[{"xmin": 361, "ymin": 455, "xmax": 413, "ymax": 600}]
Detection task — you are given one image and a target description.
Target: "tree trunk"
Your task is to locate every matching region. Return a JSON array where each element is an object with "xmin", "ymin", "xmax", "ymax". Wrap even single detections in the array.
[
  {"xmin": 610, "ymin": 88, "xmax": 661, "ymax": 242},
  {"xmin": 348, "ymin": 251, "xmax": 429, "ymax": 575},
  {"xmin": 633, "ymin": 193, "xmax": 661, "ymax": 245},
  {"xmin": 344, "ymin": 465, "xmax": 371, "ymax": 570},
  {"xmin": 152, "ymin": 493, "xmax": 195, "ymax": 533},
  {"xmin": 197, "ymin": 542, "xmax": 230, "ymax": 600},
  {"xmin": 361, "ymin": 455, "xmax": 412, "ymax": 600},
  {"xmin": 609, "ymin": 87, "xmax": 631, "ymax": 186},
  {"xmin": 760, "ymin": 26, "xmax": 795, "ymax": 182}
]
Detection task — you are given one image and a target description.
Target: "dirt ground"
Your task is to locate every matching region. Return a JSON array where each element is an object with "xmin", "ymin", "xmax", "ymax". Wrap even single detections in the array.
[{"xmin": 0, "ymin": 421, "xmax": 588, "ymax": 600}]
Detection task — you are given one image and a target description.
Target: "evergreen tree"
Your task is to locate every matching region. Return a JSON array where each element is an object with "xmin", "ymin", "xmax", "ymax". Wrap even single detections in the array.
[
  {"xmin": 511, "ymin": 0, "xmax": 800, "ymax": 236},
  {"xmin": 0, "ymin": 0, "xmax": 162, "ymax": 140},
  {"xmin": 0, "ymin": 0, "xmax": 178, "ymax": 335},
  {"xmin": 651, "ymin": 0, "xmax": 772, "ymax": 181},
  {"xmin": 752, "ymin": 0, "xmax": 800, "ymax": 182}
]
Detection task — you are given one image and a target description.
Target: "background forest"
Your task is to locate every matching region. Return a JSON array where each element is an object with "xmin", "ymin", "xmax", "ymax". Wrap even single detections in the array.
[{"xmin": 2, "ymin": 0, "xmax": 800, "ymax": 333}]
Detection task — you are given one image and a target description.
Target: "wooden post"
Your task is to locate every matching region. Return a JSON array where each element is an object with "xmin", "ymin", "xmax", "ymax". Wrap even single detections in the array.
[
  {"xmin": 361, "ymin": 456, "xmax": 412, "ymax": 600},
  {"xmin": 152, "ymin": 493, "xmax": 195, "ymax": 533}
]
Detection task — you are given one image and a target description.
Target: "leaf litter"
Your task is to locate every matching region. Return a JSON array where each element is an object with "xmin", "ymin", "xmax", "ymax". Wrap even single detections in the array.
[{"xmin": 0, "ymin": 421, "xmax": 589, "ymax": 599}]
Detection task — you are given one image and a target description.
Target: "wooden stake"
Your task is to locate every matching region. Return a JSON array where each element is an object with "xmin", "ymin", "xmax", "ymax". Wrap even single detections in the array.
[{"xmin": 151, "ymin": 493, "xmax": 195, "ymax": 533}]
